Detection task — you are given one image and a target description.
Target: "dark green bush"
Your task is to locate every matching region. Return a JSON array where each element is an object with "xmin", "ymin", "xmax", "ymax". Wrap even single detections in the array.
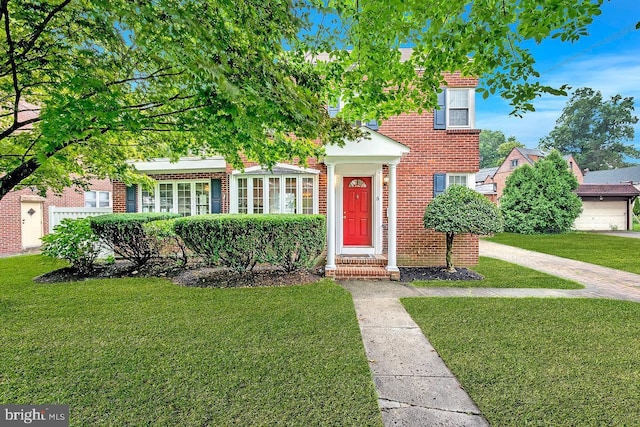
[
  {"xmin": 89, "ymin": 213, "xmax": 180, "ymax": 267},
  {"xmin": 41, "ymin": 218, "xmax": 101, "ymax": 274},
  {"xmin": 143, "ymin": 219, "xmax": 188, "ymax": 265},
  {"xmin": 174, "ymin": 214, "xmax": 326, "ymax": 272}
]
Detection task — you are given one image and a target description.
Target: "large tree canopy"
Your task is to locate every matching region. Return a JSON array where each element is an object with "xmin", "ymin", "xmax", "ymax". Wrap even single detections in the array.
[
  {"xmin": 539, "ymin": 87, "xmax": 640, "ymax": 171},
  {"xmin": 1, "ymin": 0, "xmax": 608, "ymax": 199}
]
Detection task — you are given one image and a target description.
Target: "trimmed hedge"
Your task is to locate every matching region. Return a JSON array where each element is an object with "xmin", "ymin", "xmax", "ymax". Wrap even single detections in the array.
[
  {"xmin": 174, "ymin": 214, "xmax": 326, "ymax": 272},
  {"xmin": 89, "ymin": 213, "xmax": 180, "ymax": 267},
  {"xmin": 143, "ymin": 219, "xmax": 188, "ymax": 265}
]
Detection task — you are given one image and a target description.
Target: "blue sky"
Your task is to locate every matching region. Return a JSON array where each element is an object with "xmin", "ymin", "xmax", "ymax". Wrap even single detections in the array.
[{"xmin": 476, "ymin": 0, "xmax": 640, "ymax": 159}]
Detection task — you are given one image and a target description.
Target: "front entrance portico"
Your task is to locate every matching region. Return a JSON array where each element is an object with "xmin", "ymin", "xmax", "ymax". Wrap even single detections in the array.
[{"xmin": 323, "ymin": 127, "xmax": 409, "ymax": 277}]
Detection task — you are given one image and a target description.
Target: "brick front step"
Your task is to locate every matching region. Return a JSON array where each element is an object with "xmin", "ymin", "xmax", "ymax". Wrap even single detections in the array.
[
  {"xmin": 327, "ymin": 265, "xmax": 400, "ymax": 281},
  {"xmin": 335, "ymin": 255, "xmax": 387, "ymax": 266}
]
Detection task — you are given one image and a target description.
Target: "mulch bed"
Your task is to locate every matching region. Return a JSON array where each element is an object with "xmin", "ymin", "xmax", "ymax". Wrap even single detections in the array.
[
  {"xmin": 399, "ymin": 266, "xmax": 483, "ymax": 282},
  {"xmin": 34, "ymin": 260, "xmax": 324, "ymax": 288},
  {"xmin": 34, "ymin": 260, "xmax": 480, "ymax": 287}
]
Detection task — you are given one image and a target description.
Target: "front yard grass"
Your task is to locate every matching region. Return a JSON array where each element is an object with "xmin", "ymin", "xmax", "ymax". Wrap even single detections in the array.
[
  {"xmin": 0, "ymin": 255, "xmax": 381, "ymax": 426},
  {"xmin": 411, "ymin": 257, "xmax": 582, "ymax": 289},
  {"xmin": 402, "ymin": 297, "xmax": 640, "ymax": 426},
  {"xmin": 486, "ymin": 232, "xmax": 640, "ymax": 274}
]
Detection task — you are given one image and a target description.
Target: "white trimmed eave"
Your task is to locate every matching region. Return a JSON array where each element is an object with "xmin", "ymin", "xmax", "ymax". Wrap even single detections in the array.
[
  {"xmin": 129, "ymin": 156, "xmax": 227, "ymax": 173},
  {"xmin": 231, "ymin": 163, "xmax": 321, "ymax": 175},
  {"xmin": 323, "ymin": 126, "xmax": 409, "ymax": 164}
]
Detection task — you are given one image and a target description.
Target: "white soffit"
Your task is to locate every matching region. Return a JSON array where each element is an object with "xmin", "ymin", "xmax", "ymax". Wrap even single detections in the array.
[
  {"xmin": 324, "ymin": 127, "xmax": 409, "ymax": 163},
  {"xmin": 130, "ymin": 156, "xmax": 227, "ymax": 173}
]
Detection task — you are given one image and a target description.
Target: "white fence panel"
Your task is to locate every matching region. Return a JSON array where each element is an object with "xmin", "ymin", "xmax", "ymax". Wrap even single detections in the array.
[{"xmin": 49, "ymin": 207, "xmax": 112, "ymax": 233}]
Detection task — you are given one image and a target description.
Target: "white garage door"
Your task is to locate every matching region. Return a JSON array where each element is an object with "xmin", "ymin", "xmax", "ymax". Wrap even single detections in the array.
[{"xmin": 574, "ymin": 201, "xmax": 628, "ymax": 231}]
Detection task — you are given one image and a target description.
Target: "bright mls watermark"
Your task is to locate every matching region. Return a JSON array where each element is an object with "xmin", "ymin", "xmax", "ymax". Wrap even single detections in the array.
[{"xmin": 1, "ymin": 405, "xmax": 68, "ymax": 426}]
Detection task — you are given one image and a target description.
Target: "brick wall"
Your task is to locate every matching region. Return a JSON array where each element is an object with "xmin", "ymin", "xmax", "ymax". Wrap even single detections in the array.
[
  {"xmin": 378, "ymin": 110, "xmax": 480, "ymax": 266},
  {"xmin": 0, "ymin": 178, "xmax": 112, "ymax": 256}
]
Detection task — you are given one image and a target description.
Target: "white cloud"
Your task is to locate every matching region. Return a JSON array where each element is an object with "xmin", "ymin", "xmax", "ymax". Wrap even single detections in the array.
[{"xmin": 477, "ymin": 51, "xmax": 640, "ymax": 151}]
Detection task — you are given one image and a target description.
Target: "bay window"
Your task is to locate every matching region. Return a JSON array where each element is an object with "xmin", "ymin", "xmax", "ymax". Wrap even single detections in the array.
[{"xmin": 231, "ymin": 173, "xmax": 318, "ymax": 214}]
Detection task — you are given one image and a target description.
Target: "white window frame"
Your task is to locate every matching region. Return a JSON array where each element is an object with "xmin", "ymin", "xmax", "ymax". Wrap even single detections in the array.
[
  {"xmin": 137, "ymin": 180, "xmax": 211, "ymax": 216},
  {"xmin": 84, "ymin": 190, "xmax": 111, "ymax": 208},
  {"xmin": 446, "ymin": 173, "xmax": 475, "ymax": 190},
  {"xmin": 230, "ymin": 171, "xmax": 319, "ymax": 215},
  {"xmin": 446, "ymin": 88, "xmax": 475, "ymax": 129}
]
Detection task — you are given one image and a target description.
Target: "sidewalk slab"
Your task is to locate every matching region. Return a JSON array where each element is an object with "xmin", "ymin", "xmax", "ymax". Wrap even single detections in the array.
[{"xmin": 342, "ymin": 281, "xmax": 488, "ymax": 427}]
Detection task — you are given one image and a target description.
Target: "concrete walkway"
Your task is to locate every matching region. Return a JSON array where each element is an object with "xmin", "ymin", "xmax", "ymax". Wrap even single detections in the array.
[{"xmin": 341, "ymin": 241, "xmax": 640, "ymax": 426}]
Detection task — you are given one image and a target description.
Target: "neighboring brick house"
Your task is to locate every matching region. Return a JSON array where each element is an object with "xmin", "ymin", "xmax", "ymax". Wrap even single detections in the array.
[
  {"xmin": 0, "ymin": 179, "xmax": 113, "ymax": 256},
  {"xmin": 480, "ymin": 147, "xmax": 583, "ymax": 200},
  {"xmin": 0, "ymin": 101, "xmax": 114, "ymax": 256},
  {"xmin": 113, "ymin": 70, "xmax": 481, "ymax": 279},
  {"xmin": 475, "ymin": 147, "xmax": 638, "ymax": 230}
]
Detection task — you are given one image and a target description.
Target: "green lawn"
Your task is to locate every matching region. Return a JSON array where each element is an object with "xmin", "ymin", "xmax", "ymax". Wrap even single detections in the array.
[
  {"xmin": 0, "ymin": 256, "xmax": 381, "ymax": 426},
  {"xmin": 412, "ymin": 257, "xmax": 582, "ymax": 289},
  {"xmin": 402, "ymin": 298, "xmax": 640, "ymax": 426},
  {"xmin": 485, "ymin": 232, "xmax": 640, "ymax": 274}
]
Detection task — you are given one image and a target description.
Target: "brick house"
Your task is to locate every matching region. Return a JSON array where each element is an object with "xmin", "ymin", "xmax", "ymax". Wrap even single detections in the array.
[
  {"xmin": 0, "ymin": 179, "xmax": 113, "ymax": 256},
  {"xmin": 0, "ymin": 101, "xmax": 114, "ymax": 256},
  {"xmin": 475, "ymin": 147, "xmax": 638, "ymax": 230},
  {"xmin": 480, "ymin": 147, "xmax": 583, "ymax": 200},
  {"xmin": 113, "ymin": 71, "xmax": 481, "ymax": 279}
]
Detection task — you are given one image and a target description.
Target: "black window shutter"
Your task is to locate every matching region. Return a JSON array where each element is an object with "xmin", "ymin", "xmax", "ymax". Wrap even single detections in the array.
[
  {"xmin": 210, "ymin": 179, "xmax": 222, "ymax": 214},
  {"xmin": 433, "ymin": 174, "xmax": 446, "ymax": 197},
  {"xmin": 125, "ymin": 185, "xmax": 137, "ymax": 212},
  {"xmin": 434, "ymin": 89, "xmax": 446, "ymax": 130}
]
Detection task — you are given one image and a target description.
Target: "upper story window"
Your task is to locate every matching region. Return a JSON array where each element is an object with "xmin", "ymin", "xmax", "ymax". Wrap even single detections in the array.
[
  {"xmin": 434, "ymin": 88, "xmax": 476, "ymax": 130},
  {"xmin": 140, "ymin": 180, "xmax": 210, "ymax": 216},
  {"xmin": 511, "ymin": 159, "xmax": 519, "ymax": 168},
  {"xmin": 84, "ymin": 191, "xmax": 111, "ymax": 208},
  {"xmin": 230, "ymin": 165, "xmax": 319, "ymax": 214}
]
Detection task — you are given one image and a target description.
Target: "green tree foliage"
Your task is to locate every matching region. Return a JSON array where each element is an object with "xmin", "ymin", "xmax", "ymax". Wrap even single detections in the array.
[
  {"xmin": 480, "ymin": 130, "xmax": 506, "ymax": 168},
  {"xmin": 424, "ymin": 185, "xmax": 502, "ymax": 272},
  {"xmin": 539, "ymin": 88, "xmax": 640, "ymax": 171},
  {"xmin": 1, "ymin": 0, "xmax": 607, "ymax": 199},
  {"xmin": 480, "ymin": 130, "xmax": 525, "ymax": 168},
  {"xmin": 500, "ymin": 150, "xmax": 582, "ymax": 234},
  {"xmin": 496, "ymin": 137, "xmax": 526, "ymax": 166}
]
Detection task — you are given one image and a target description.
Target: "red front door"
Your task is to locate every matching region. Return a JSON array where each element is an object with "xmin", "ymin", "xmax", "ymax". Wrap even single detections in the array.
[{"xmin": 343, "ymin": 177, "xmax": 372, "ymax": 246}]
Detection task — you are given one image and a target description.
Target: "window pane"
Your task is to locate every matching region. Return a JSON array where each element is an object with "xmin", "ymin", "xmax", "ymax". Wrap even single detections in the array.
[
  {"xmin": 84, "ymin": 191, "xmax": 96, "ymax": 208},
  {"xmin": 159, "ymin": 183, "xmax": 174, "ymax": 213},
  {"xmin": 269, "ymin": 178, "xmax": 280, "ymax": 213},
  {"xmin": 449, "ymin": 90, "xmax": 468, "ymax": 108},
  {"xmin": 141, "ymin": 189, "xmax": 155, "ymax": 212},
  {"xmin": 449, "ymin": 175, "xmax": 467, "ymax": 187},
  {"xmin": 449, "ymin": 109, "xmax": 469, "ymax": 126},
  {"xmin": 253, "ymin": 178, "xmax": 264, "ymax": 214},
  {"xmin": 98, "ymin": 192, "xmax": 110, "ymax": 208},
  {"xmin": 284, "ymin": 177, "xmax": 297, "ymax": 214},
  {"xmin": 302, "ymin": 177, "xmax": 314, "ymax": 214},
  {"xmin": 195, "ymin": 182, "xmax": 210, "ymax": 215},
  {"xmin": 237, "ymin": 178, "xmax": 248, "ymax": 214},
  {"xmin": 177, "ymin": 183, "xmax": 191, "ymax": 216}
]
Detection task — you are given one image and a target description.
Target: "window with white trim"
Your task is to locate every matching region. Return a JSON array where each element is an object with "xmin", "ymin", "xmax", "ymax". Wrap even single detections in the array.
[
  {"xmin": 447, "ymin": 89, "xmax": 474, "ymax": 128},
  {"xmin": 447, "ymin": 174, "xmax": 468, "ymax": 188},
  {"xmin": 84, "ymin": 191, "xmax": 111, "ymax": 208},
  {"xmin": 232, "ymin": 174, "xmax": 318, "ymax": 214},
  {"xmin": 139, "ymin": 180, "xmax": 210, "ymax": 216}
]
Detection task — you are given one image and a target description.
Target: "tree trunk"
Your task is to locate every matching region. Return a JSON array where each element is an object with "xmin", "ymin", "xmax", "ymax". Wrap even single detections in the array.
[
  {"xmin": 0, "ymin": 158, "xmax": 41, "ymax": 201},
  {"xmin": 445, "ymin": 232, "xmax": 456, "ymax": 272}
]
